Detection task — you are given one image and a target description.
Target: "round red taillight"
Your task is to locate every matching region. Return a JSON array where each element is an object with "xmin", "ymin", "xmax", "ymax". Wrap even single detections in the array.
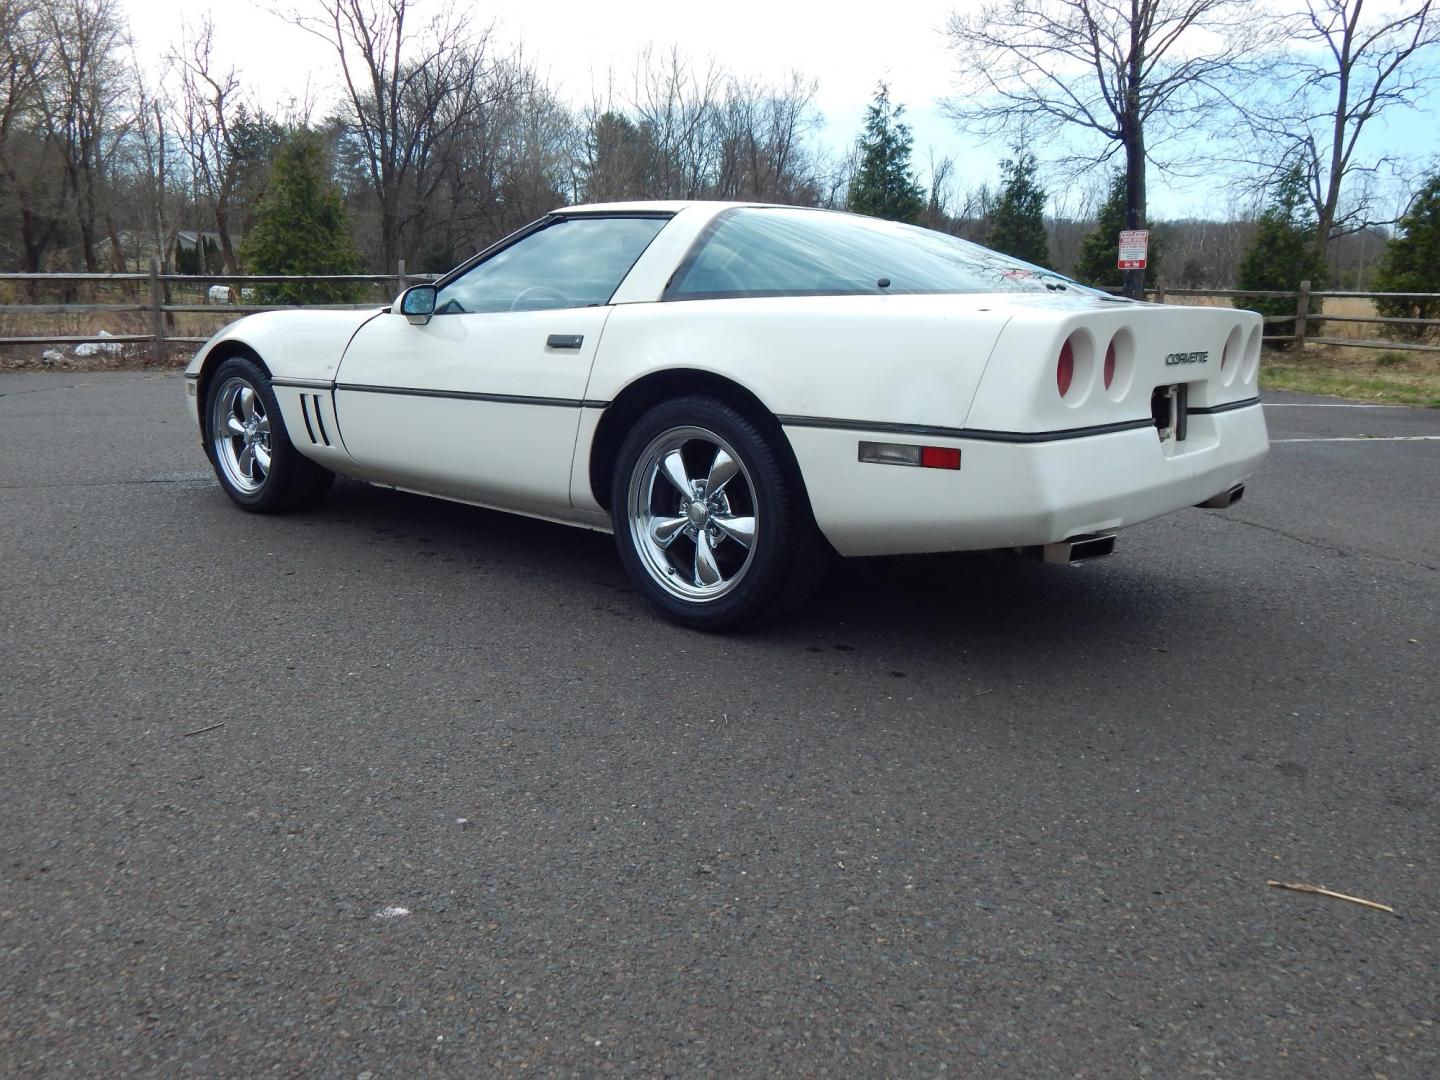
[
  {"xmin": 1057, "ymin": 340, "xmax": 1074, "ymax": 396},
  {"xmin": 1104, "ymin": 341, "xmax": 1116, "ymax": 390}
]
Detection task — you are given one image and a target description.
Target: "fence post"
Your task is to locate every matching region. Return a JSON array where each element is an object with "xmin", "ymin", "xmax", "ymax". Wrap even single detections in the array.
[
  {"xmin": 1294, "ymin": 279, "xmax": 1311, "ymax": 348},
  {"xmin": 1155, "ymin": 275, "xmax": 1166, "ymax": 304},
  {"xmin": 396, "ymin": 258, "xmax": 407, "ymax": 298},
  {"xmin": 148, "ymin": 257, "xmax": 165, "ymax": 364}
]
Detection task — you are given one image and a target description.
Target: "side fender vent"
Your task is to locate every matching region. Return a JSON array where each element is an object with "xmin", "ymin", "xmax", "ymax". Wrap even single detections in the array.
[{"xmin": 298, "ymin": 394, "xmax": 332, "ymax": 447}]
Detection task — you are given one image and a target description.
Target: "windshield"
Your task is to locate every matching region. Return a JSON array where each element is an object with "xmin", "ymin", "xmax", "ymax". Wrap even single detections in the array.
[{"xmin": 666, "ymin": 206, "xmax": 1091, "ymax": 301}]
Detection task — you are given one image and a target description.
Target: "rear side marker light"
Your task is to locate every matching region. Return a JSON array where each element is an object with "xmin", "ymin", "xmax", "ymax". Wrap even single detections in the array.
[
  {"xmin": 920, "ymin": 446, "xmax": 961, "ymax": 470},
  {"xmin": 859, "ymin": 441, "xmax": 962, "ymax": 470}
]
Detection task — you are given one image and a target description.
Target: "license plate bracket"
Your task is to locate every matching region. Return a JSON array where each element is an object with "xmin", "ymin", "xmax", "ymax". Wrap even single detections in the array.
[{"xmin": 1151, "ymin": 383, "xmax": 1188, "ymax": 441}]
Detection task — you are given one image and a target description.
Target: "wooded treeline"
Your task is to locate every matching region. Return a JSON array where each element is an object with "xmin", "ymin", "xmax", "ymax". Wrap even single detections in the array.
[{"xmin": 0, "ymin": 0, "xmax": 1433, "ymax": 289}]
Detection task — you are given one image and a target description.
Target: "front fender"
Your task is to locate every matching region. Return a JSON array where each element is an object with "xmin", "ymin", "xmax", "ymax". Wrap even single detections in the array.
[{"xmin": 184, "ymin": 308, "xmax": 386, "ymax": 383}]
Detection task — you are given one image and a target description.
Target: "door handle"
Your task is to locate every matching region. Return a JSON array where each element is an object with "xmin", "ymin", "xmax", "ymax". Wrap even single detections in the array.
[{"xmin": 546, "ymin": 334, "xmax": 583, "ymax": 350}]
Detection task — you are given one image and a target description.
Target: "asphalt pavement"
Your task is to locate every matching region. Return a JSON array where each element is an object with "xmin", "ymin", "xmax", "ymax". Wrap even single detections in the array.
[{"xmin": 2, "ymin": 371, "xmax": 1437, "ymax": 1078}]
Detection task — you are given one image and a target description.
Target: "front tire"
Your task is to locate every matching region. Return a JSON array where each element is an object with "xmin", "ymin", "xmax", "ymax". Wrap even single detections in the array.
[
  {"xmin": 611, "ymin": 396, "xmax": 826, "ymax": 631},
  {"xmin": 204, "ymin": 356, "xmax": 333, "ymax": 512}
]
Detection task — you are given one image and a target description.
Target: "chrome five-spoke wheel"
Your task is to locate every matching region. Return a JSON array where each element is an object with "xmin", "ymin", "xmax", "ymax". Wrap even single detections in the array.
[
  {"xmin": 612, "ymin": 395, "xmax": 827, "ymax": 630},
  {"xmin": 202, "ymin": 354, "xmax": 333, "ymax": 512},
  {"xmin": 211, "ymin": 375, "xmax": 272, "ymax": 494},
  {"xmin": 628, "ymin": 426, "xmax": 758, "ymax": 602}
]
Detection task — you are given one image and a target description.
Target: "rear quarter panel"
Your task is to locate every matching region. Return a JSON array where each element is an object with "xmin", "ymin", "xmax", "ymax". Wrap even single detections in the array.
[
  {"xmin": 586, "ymin": 294, "xmax": 1013, "ymax": 428},
  {"xmin": 966, "ymin": 300, "xmax": 1264, "ymax": 433}
]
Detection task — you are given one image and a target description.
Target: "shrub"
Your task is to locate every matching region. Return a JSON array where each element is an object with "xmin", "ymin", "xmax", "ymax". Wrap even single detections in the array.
[{"xmin": 1373, "ymin": 173, "xmax": 1440, "ymax": 340}]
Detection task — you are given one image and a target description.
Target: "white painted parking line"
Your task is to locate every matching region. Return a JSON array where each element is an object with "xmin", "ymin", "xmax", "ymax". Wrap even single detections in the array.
[
  {"xmin": 1271, "ymin": 436, "xmax": 1440, "ymax": 443},
  {"xmin": 1264, "ymin": 403, "xmax": 1408, "ymax": 408}
]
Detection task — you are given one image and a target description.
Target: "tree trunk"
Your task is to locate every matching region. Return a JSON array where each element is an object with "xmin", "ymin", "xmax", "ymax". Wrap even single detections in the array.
[
  {"xmin": 216, "ymin": 204, "xmax": 240, "ymax": 274},
  {"xmin": 19, "ymin": 207, "xmax": 52, "ymax": 300},
  {"xmin": 1122, "ymin": 0, "xmax": 1147, "ymax": 301},
  {"xmin": 1315, "ymin": 3, "xmax": 1358, "ymax": 270},
  {"xmin": 106, "ymin": 213, "xmax": 126, "ymax": 271}
]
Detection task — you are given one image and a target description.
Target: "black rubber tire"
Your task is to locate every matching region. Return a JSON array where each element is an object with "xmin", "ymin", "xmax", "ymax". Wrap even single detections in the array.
[
  {"xmin": 610, "ymin": 395, "xmax": 828, "ymax": 631},
  {"xmin": 203, "ymin": 355, "xmax": 334, "ymax": 513}
]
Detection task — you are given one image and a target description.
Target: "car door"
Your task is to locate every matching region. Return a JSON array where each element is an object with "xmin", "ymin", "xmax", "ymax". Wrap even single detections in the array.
[{"xmin": 333, "ymin": 214, "xmax": 669, "ymax": 516}]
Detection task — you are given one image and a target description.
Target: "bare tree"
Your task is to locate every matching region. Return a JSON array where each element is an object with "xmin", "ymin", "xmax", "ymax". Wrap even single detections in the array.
[
  {"xmin": 944, "ymin": 0, "xmax": 1258, "ymax": 296},
  {"xmin": 713, "ymin": 72, "xmax": 821, "ymax": 203},
  {"xmin": 436, "ymin": 55, "xmax": 574, "ymax": 260},
  {"xmin": 170, "ymin": 18, "xmax": 251, "ymax": 272},
  {"xmin": 126, "ymin": 63, "xmax": 180, "ymax": 273},
  {"xmin": 578, "ymin": 52, "xmax": 825, "ymax": 207},
  {"xmin": 28, "ymin": 0, "xmax": 132, "ymax": 271},
  {"xmin": 286, "ymin": 0, "xmax": 490, "ymax": 267},
  {"xmin": 627, "ymin": 45, "xmax": 724, "ymax": 199},
  {"xmin": 0, "ymin": 0, "xmax": 65, "ymax": 273},
  {"xmin": 1234, "ymin": 0, "xmax": 1439, "ymax": 263}
]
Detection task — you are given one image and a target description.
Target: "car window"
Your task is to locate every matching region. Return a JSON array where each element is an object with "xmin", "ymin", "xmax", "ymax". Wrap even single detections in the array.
[
  {"xmin": 666, "ymin": 207, "xmax": 1091, "ymax": 300},
  {"xmin": 436, "ymin": 216, "xmax": 668, "ymax": 315}
]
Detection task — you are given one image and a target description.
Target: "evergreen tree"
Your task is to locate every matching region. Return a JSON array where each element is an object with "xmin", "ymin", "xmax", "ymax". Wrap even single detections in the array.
[
  {"xmin": 241, "ymin": 130, "xmax": 363, "ymax": 305},
  {"xmin": 1234, "ymin": 165, "xmax": 1326, "ymax": 341},
  {"xmin": 846, "ymin": 84, "xmax": 925, "ymax": 225},
  {"xmin": 229, "ymin": 107, "xmax": 287, "ymax": 238},
  {"xmin": 987, "ymin": 150, "xmax": 1049, "ymax": 266},
  {"xmin": 1072, "ymin": 173, "xmax": 1162, "ymax": 289},
  {"xmin": 176, "ymin": 235, "xmax": 220, "ymax": 275},
  {"xmin": 1373, "ymin": 173, "xmax": 1440, "ymax": 339}
]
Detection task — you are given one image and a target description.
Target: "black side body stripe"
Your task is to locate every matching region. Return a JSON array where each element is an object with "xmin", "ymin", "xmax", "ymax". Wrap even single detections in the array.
[
  {"xmin": 777, "ymin": 415, "xmax": 1154, "ymax": 443},
  {"xmin": 272, "ymin": 377, "xmax": 334, "ymax": 390},
  {"xmin": 1187, "ymin": 396, "xmax": 1262, "ymax": 415},
  {"xmin": 334, "ymin": 383, "xmax": 611, "ymax": 409}
]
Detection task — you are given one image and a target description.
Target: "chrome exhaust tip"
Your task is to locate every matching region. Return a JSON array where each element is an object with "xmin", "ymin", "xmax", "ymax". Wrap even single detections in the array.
[{"xmin": 1018, "ymin": 532, "xmax": 1117, "ymax": 564}]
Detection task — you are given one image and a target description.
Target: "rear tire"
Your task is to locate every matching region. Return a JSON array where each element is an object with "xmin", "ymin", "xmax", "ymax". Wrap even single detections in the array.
[
  {"xmin": 610, "ymin": 395, "xmax": 827, "ymax": 631},
  {"xmin": 204, "ymin": 356, "xmax": 334, "ymax": 513}
]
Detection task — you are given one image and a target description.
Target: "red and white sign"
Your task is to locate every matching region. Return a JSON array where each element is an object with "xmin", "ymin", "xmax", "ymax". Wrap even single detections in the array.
[{"xmin": 1117, "ymin": 229, "xmax": 1149, "ymax": 270}]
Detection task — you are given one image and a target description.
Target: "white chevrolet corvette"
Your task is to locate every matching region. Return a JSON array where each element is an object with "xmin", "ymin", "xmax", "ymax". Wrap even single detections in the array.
[{"xmin": 184, "ymin": 201, "xmax": 1267, "ymax": 629}]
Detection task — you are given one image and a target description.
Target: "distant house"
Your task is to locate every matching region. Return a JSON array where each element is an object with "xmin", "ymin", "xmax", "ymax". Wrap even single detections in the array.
[
  {"xmin": 174, "ymin": 230, "xmax": 235, "ymax": 275},
  {"xmin": 175, "ymin": 230, "xmax": 228, "ymax": 252}
]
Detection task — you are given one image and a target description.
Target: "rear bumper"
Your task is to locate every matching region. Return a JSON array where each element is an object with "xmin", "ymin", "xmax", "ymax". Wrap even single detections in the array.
[{"xmin": 785, "ymin": 404, "xmax": 1269, "ymax": 557}]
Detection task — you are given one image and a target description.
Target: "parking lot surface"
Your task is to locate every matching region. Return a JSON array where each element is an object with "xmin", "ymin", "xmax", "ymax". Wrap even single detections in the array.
[{"xmin": 2, "ymin": 371, "xmax": 1437, "ymax": 1077}]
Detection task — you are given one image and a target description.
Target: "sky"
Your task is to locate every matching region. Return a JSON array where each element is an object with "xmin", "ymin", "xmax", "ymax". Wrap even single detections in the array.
[{"xmin": 118, "ymin": 0, "xmax": 1438, "ymax": 221}]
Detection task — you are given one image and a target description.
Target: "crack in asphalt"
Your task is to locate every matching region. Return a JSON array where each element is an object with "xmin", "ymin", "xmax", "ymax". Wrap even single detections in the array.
[
  {"xmin": 0, "ymin": 383, "xmax": 90, "ymax": 400},
  {"xmin": 0, "ymin": 475, "xmax": 214, "ymax": 491},
  {"xmin": 1223, "ymin": 513, "xmax": 1438, "ymax": 573},
  {"xmin": 0, "ymin": 373, "xmax": 175, "ymax": 400}
]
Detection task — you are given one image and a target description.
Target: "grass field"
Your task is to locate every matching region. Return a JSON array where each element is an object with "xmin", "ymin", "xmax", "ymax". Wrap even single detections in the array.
[{"xmin": 1261, "ymin": 345, "xmax": 1440, "ymax": 407}]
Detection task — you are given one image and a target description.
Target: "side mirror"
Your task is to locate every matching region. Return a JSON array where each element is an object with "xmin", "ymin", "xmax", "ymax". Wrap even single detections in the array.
[{"xmin": 400, "ymin": 284, "xmax": 437, "ymax": 325}]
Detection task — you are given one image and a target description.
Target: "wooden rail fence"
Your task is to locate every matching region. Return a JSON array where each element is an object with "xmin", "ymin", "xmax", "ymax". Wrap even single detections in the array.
[
  {"xmin": 1128, "ymin": 280, "xmax": 1440, "ymax": 353},
  {"xmin": 3, "ymin": 266, "xmax": 1438, "ymax": 358},
  {"xmin": 0, "ymin": 260, "xmax": 430, "ymax": 361}
]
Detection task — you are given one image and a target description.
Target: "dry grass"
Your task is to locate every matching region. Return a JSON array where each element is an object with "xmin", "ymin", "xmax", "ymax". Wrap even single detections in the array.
[
  {"xmin": 1, "ymin": 278, "xmax": 236, "ymax": 372},
  {"xmin": 0, "ymin": 277, "xmax": 394, "ymax": 372},
  {"xmin": 1311, "ymin": 296, "xmax": 1376, "ymax": 340},
  {"xmin": 1163, "ymin": 293, "xmax": 1439, "ymax": 406}
]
